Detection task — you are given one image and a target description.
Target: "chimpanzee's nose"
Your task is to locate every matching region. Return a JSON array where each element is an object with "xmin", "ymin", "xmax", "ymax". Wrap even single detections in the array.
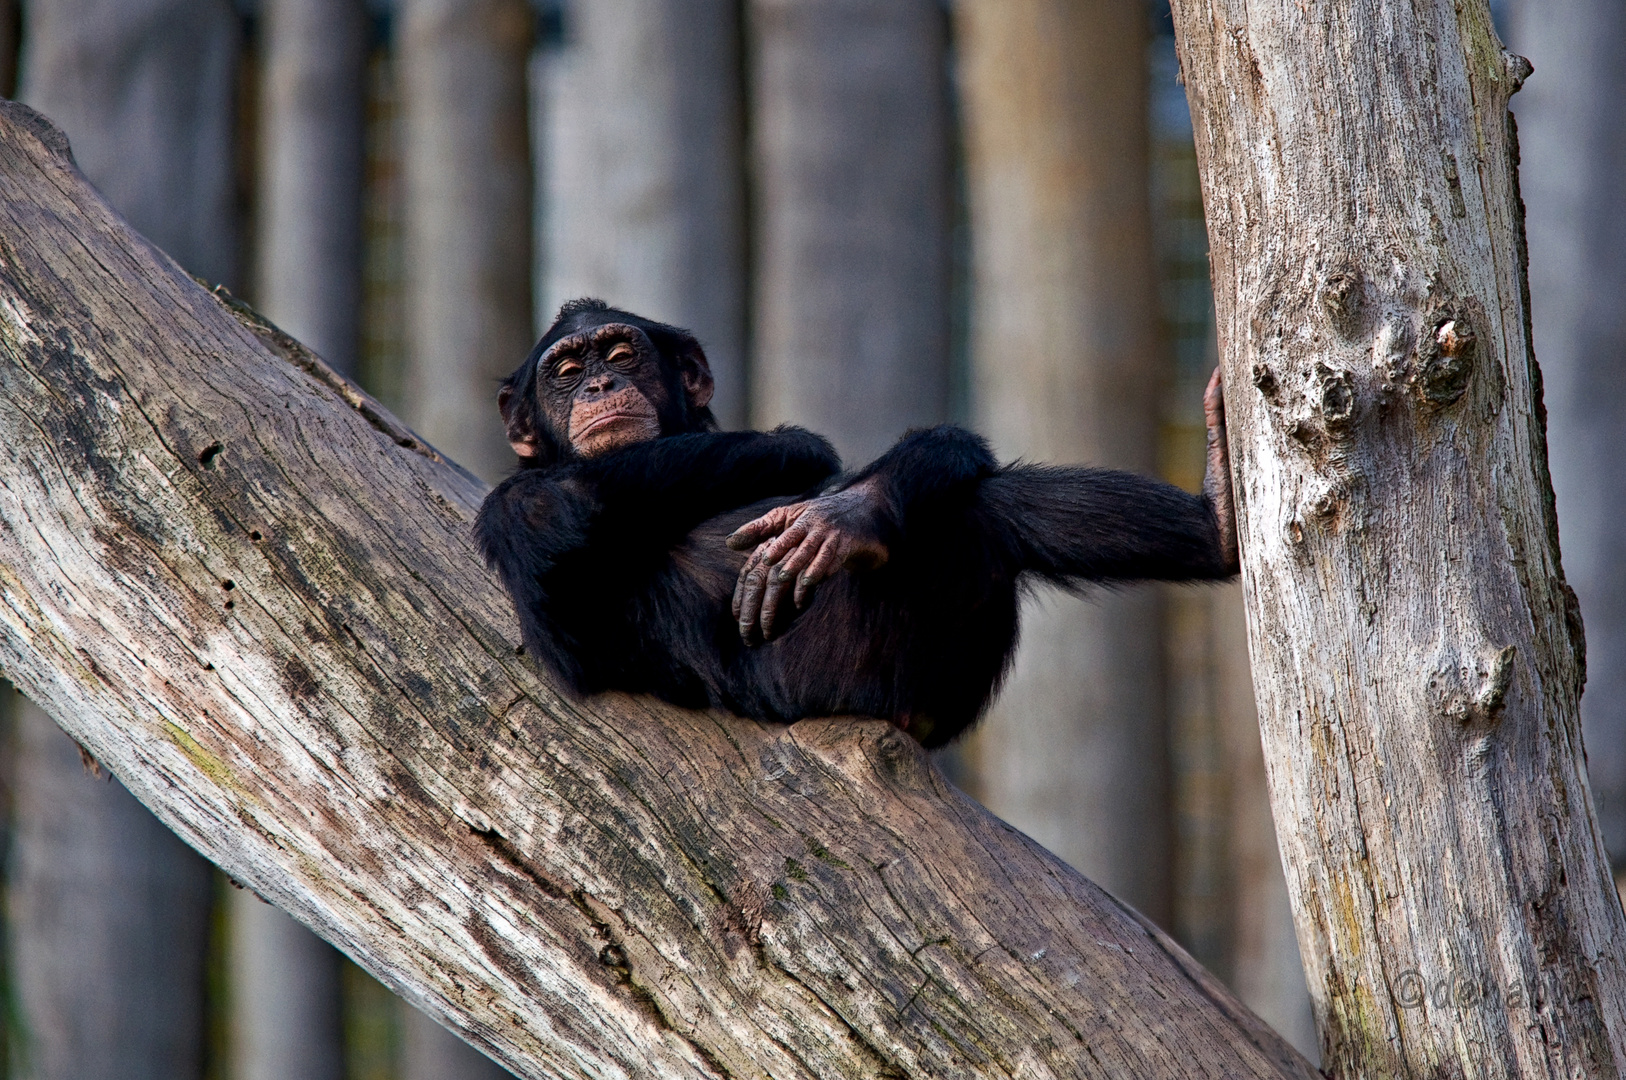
[{"xmin": 584, "ymin": 371, "xmax": 618, "ymax": 394}]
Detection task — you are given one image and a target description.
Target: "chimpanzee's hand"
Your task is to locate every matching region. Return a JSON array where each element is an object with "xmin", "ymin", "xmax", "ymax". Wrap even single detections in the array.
[
  {"xmin": 1202, "ymin": 367, "xmax": 1240, "ymax": 575},
  {"xmin": 726, "ymin": 479, "xmax": 890, "ymax": 643}
]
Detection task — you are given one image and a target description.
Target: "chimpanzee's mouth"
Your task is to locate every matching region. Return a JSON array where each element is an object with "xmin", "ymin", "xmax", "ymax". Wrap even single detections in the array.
[{"xmin": 576, "ymin": 409, "xmax": 655, "ymax": 438}]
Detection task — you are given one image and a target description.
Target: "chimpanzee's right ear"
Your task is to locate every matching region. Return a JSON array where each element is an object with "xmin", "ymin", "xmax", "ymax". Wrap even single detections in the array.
[{"xmin": 498, "ymin": 384, "xmax": 541, "ymax": 459}]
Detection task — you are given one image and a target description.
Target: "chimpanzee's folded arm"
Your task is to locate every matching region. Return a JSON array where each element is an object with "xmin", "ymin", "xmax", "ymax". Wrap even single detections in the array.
[{"xmin": 582, "ymin": 427, "xmax": 840, "ymax": 533}]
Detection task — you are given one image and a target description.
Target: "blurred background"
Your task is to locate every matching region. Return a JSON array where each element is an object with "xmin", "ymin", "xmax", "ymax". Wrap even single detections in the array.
[{"xmin": 0, "ymin": 0, "xmax": 1615, "ymax": 1076}]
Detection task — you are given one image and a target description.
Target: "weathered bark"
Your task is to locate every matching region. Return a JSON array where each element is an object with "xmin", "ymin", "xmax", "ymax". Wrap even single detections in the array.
[
  {"xmin": 539, "ymin": 0, "xmax": 747, "ymax": 428},
  {"xmin": 1169, "ymin": 0, "xmax": 1626, "ymax": 1073},
  {"xmin": 954, "ymin": 0, "xmax": 1170, "ymax": 926},
  {"xmin": 1506, "ymin": 0, "xmax": 1626, "ymax": 871},
  {"xmin": 746, "ymin": 0, "xmax": 951, "ymax": 464},
  {"xmin": 398, "ymin": 0, "xmax": 533, "ymax": 482},
  {"xmin": 0, "ymin": 100, "xmax": 1317, "ymax": 1080},
  {"xmin": 254, "ymin": 0, "xmax": 368, "ymax": 375},
  {"xmin": 13, "ymin": 6, "xmax": 236, "ymax": 1077}
]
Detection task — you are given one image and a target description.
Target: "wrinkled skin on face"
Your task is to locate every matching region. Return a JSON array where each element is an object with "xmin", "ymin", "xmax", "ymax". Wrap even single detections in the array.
[
  {"xmin": 498, "ymin": 314, "xmax": 715, "ymax": 462},
  {"xmin": 546, "ymin": 324, "xmax": 667, "ymax": 457}
]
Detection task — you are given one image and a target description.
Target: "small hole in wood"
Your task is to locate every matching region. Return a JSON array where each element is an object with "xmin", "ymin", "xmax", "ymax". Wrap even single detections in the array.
[
  {"xmin": 249, "ymin": 530, "xmax": 262, "ymax": 541},
  {"xmin": 224, "ymin": 600, "xmax": 235, "ymax": 610},
  {"xmin": 198, "ymin": 442, "xmax": 223, "ymax": 468},
  {"xmin": 221, "ymin": 579, "xmax": 235, "ymax": 591}
]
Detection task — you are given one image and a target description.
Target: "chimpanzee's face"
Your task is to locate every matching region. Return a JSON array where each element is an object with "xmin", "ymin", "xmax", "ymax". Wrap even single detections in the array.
[
  {"xmin": 536, "ymin": 323, "xmax": 669, "ymax": 457},
  {"xmin": 498, "ymin": 309, "xmax": 716, "ymax": 464}
]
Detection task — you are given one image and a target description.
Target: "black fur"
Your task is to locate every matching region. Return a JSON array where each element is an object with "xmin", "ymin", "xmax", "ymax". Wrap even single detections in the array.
[{"xmin": 477, "ymin": 302, "xmax": 1234, "ymax": 748}]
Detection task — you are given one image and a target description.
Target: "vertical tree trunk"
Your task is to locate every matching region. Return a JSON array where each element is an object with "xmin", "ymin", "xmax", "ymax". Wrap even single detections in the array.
[
  {"xmin": 12, "ymin": 5, "xmax": 235, "ymax": 1076},
  {"xmin": 398, "ymin": 0, "xmax": 533, "ymax": 483},
  {"xmin": 1170, "ymin": 0, "xmax": 1626, "ymax": 1073},
  {"xmin": 954, "ymin": 0, "xmax": 1170, "ymax": 926},
  {"xmin": 539, "ymin": 0, "xmax": 747, "ymax": 428},
  {"xmin": 746, "ymin": 0, "xmax": 951, "ymax": 465},
  {"xmin": 20, "ymin": 0, "xmax": 241, "ymax": 288},
  {"xmin": 1214, "ymin": 588, "xmax": 1317, "ymax": 1058},
  {"xmin": 1506, "ymin": 0, "xmax": 1626, "ymax": 873},
  {"xmin": 254, "ymin": 0, "xmax": 368, "ymax": 374}
]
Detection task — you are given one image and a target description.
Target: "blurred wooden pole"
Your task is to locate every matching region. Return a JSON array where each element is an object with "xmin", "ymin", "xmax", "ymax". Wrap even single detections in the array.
[
  {"xmin": 402, "ymin": 1006, "xmax": 511, "ymax": 1080},
  {"xmin": 746, "ymin": 0, "xmax": 952, "ymax": 464},
  {"xmin": 21, "ymin": 0, "xmax": 240, "ymax": 288},
  {"xmin": 540, "ymin": 0, "xmax": 747, "ymax": 428},
  {"xmin": 255, "ymin": 0, "xmax": 368, "ymax": 375},
  {"xmin": 955, "ymin": 0, "xmax": 1171, "ymax": 926},
  {"xmin": 9, "ymin": 703, "xmax": 211, "ymax": 1080},
  {"xmin": 396, "ymin": 1, "xmax": 530, "ymax": 1072},
  {"xmin": 1508, "ymin": 0, "xmax": 1626, "ymax": 872},
  {"xmin": 230, "ymin": 893, "xmax": 344, "ymax": 1080},
  {"xmin": 233, "ymin": 6, "xmax": 366, "ymax": 1077},
  {"xmin": 13, "ymin": 3, "xmax": 236, "ymax": 1076},
  {"xmin": 398, "ymin": 0, "xmax": 534, "ymax": 484}
]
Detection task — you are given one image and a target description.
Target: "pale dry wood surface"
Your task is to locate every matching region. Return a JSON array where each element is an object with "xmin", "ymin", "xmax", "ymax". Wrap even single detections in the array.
[
  {"xmin": 0, "ymin": 102, "xmax": 1316, "ymax": 1080},
  {"xmin": 1169, "ymin": 0, "xmax": 1626, "ymax": 1075}
]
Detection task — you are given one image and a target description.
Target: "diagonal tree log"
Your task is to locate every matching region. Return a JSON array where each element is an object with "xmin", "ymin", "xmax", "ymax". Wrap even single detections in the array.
[
  {"xmin": 0, "ymin": 102, "xmax": 1314, "ymax": 1080},
  {"xmin": 1168, "ymin": 0, "xmax": 1626, "ymax": 1074}
]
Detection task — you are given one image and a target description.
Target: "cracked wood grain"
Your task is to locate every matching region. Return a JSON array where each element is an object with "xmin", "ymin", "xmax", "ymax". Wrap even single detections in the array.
[
  {"xmin": 1167, "ymin": 0, "xmax": 1626, "ymax": 1075},
  {"xmin": 0, "ymin": 99, "xmax": 1316, "ymax": 1080}
]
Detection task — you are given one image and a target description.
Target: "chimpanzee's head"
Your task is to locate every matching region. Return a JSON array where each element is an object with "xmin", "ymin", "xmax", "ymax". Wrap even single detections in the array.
[{"xmin": 498, "ymin": 299, "xmax": 717, "ymax": 465}]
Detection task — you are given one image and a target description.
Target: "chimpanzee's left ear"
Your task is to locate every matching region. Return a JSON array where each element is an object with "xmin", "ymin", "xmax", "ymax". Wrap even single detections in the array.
[{"xmin": 678, "ymin": 339, "xmax": 715, "ymax": 410}]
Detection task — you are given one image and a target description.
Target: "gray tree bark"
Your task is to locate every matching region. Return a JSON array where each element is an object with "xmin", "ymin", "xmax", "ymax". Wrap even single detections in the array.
[
  {"xmin": 398, "ymin": 0, "xmax": 534, "ymax": 483},
  {"xmin": 746, "ymin": 0, "xmax": 951, "ymax": 464},
  {"xmin": 1169, "ymin": 0, "xmax": 1626, "ymax": 1072},
  {"xmin": 0, "ymin": 97, "xmax": 1317, "ymax": 1080},
  {"xmin": 254, "ymin": 0, "xmax": 368, "ymax": 375},
  {"xmin": 954, "ymin": 0, "xmax": 1171, "ymax": 926},
  {"xmin": 1506, "ymin": 0, "xmax": 1626, "ymax": 871},
  {"xmin": 12, "ymin": 6, "xmax": 236, "ymax": 1078},
  {"xmin": 538, "ymin": 0, "xmax": 747, "ymax": 428}
]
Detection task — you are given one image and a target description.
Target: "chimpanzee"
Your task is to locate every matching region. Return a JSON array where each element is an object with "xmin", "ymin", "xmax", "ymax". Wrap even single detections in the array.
[{"xmin": 476, "ymin": 299, "xmax": 1238, "ymax": 748}]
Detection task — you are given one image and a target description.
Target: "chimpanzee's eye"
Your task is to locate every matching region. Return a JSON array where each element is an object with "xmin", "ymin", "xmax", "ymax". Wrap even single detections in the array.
[
  {"xmin": 606, "ymin": 343, "xmax": 637, "ymax": 369},
  {"xmin": 553, "ymin": 357, "xmax": 583, "ymax": 380}
]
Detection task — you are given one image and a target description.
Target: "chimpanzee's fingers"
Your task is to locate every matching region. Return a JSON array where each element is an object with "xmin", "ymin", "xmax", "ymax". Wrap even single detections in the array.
[
  {"xmin": 756, "ymin": 518, "xmax": 814, "ymax": 567},
  {"xmin": 727, "ymin": 505, "xmax": 796, "ymax": 551},
  {"xmin": 758, "ymin": 565, "xmax": 796, "ymax": 640},
  {"xmin": 794, "ymin": 537, "xmax": 843, "ymax": 607},
  {"xmin": 733, "ymin": 545, "xmax": 768, "ymax": 619},
  {"xmin": 735, "ymin": 560, "xmax": 772, "ymax": 643},
  {"xmin": 1203, "ymin": 367, "xmax": 1225, "ymax": 430}
]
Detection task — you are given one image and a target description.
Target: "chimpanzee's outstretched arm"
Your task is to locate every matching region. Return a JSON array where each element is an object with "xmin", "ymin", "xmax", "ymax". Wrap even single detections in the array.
[
  {"xmin": 981, "ymin": 465, "xmax": 1233, "ymax": 584},
  {"xmin": 729, "ymin": 369, "xmax": 1238, "ymax": 640}
]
